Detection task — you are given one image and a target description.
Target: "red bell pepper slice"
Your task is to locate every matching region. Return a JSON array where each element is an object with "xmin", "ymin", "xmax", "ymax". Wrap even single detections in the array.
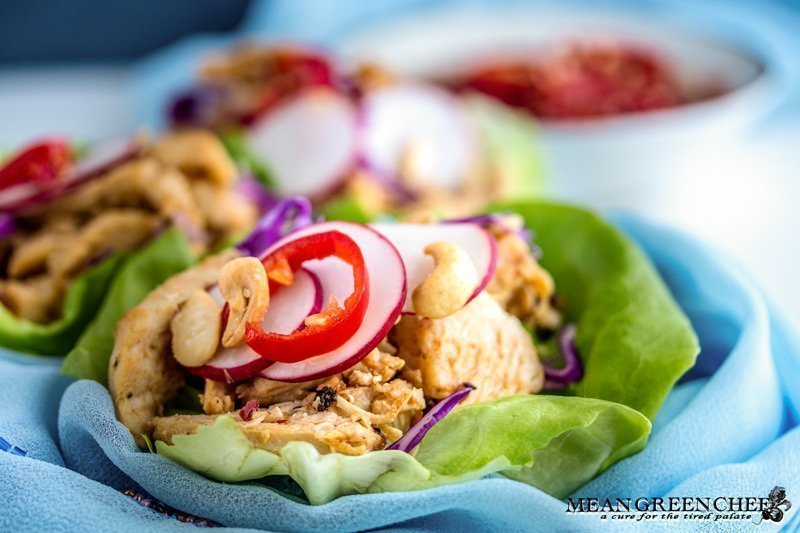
[
  {"xmin": 245, "ymin": 230, "xmax": 369, "ymax": 362},
  {"xmin": 0, "ymin": 138, "xmax": 72, "ymax": 191}
]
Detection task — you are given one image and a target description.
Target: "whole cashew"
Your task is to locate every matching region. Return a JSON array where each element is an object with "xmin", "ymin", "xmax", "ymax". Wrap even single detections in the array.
[
  {"xmin": 412, "ymin": 241, "xmax": 478, "ymax": 319},
  {"xmin": 219, "ymin": 257, "xmax": 270, "ymax": 347},
  {"xmin": 171, "ymin": 290, "xmax": 222, "ymax": 367}
]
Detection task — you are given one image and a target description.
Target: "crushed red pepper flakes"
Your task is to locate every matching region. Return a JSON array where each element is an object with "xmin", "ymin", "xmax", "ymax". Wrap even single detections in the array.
[{"xmin": 239, "ymin": 399, "xmax": 259, "ymax": 421}]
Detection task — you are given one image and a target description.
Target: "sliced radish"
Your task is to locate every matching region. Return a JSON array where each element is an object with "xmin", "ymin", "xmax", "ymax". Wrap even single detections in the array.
[
  {"xmin": 63, "ymin": 136, "xmax": 139, "ymax": 190},
  {"xmin": 0, "ymin": 137, "xmax": 138, "ymax": 213},
  {"xmin": 360, "ymin": 83, "xmax": 476, "ymax": 190},
  {"xmin": 302, "ymin": 256, "xmax": 354, "ymax": 309},
  {"xmin": 261, "ymin": 268, "xmax": 322, "ymax": 335},
  {"xmin": 247, "ymin": 88, "xmax": 358, "ymax": 198},
  {"xmin": 190, "ymin": 268, "xmax": 322, "ymax": 382},
  {"xmin": 369, "ymin": 222, "xmax": 497, "ymax": 314},
  {"xmin": 257, "ymin": 221, "xmax": 406, "ymax": 382},
  {"xmin": 0, "ymin": 182, "xmax": 45, "ymax": 213}
]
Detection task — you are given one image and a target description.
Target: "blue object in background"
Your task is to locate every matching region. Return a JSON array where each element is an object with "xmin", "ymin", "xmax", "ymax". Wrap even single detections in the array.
[
  {"xmin": 1, "ymin": 215, "xmax": 798, "ymax": 531},
  {"xmin": 0, "ymin": 0, "xmax": 251, "ymax": 64}
]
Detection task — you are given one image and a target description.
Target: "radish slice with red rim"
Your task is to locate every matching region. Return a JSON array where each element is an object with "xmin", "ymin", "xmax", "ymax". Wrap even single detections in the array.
[
  {"xmin": 302, "ymin": 255, "xmax": 354, "ymax": 310},
  {"xmin": 261, "ymin": 268, "xmax": 323, "ymax": 335},
  {"xmin": 247, "ymin": 88, "xmax": 358, "ymax": 198},
  {"xmin": 0, "ymin": 137, "xmax": 138, "ymax": 213},
  {"xmin": 257, "ymin": 221, "xmax": 406, "ymax": 382},
  {"xmin": 360, "ymin": 84, "xmax": 476, "ymax": 190},
  {"xmin": 63, "ymin": 137, "xmax": 139, "ymax": 190},
  {"xmin": 190, "ymin": 268, "xmax": 323, "ymax": 382},
  {"xmin": 369, "ymin": 222, "xmax": 497, "ymax": 314}
]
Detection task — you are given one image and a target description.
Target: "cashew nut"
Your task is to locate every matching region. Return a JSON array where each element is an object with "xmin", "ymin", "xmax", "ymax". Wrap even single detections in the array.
[
  {"xmin": 219, "ymin": 257, "xmax": 269, "ymax": 347},
  {"xmin": 171, "ymin": 290, "xmax": 222, "ymax": 367},
  {"xmin": 412, "ymin": 241, "xmax": 478, "ymax": 319}
]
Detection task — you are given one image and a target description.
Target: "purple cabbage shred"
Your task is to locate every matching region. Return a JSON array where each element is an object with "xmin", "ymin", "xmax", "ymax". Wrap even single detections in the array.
[{"xmin": 237, "ymin": 196, "xmax": 313, "ymax": 257}]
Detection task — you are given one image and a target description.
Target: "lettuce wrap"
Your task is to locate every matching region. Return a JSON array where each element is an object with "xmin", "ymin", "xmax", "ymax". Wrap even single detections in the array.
[
  {"xmin": 0, "ymin": 254, "xmax": 123, "ymax": 355},
  {"xmin": 0, "ymin": 228, "xmax": 193, "ymax": 359},
  {"xmin": 152, "ymin": 202, "xmax": 699, "ymax": 504},
  {"xmin": 61, "ymin": 228, "xmax": 195, "ymax": 383}
]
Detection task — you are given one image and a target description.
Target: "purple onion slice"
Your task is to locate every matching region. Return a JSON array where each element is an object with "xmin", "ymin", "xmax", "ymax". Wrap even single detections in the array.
[
  {"xmin": 237, "ymin": 196, "xmax": 313, "ymax": 257},
  {"xmin": 387, "ymin": 384, "xmax": 474, "ymax": 453},
  {"xmin": 543, "ymin": 323, "xmax": 583, "ymax": 385},
  {"xmin": 0, "ymin": 214, "xmax": 15, "ymax": 240}
]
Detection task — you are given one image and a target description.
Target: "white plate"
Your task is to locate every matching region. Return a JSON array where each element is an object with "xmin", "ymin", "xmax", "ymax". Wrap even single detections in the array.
[{"xmin": 333, "ymin": 5, "xmax": 789, "ymax": 209}]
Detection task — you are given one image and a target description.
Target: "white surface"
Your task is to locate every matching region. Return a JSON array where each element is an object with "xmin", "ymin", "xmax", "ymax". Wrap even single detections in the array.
[{"xmin": 0, "ymin": 64, "xmax": 796, "ymax": 330}]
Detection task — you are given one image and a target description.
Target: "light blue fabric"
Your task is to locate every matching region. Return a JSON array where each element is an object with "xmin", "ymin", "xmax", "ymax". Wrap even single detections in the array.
[{"xmin": 1, "ymin": 215, "xmax": 798, "ymax": 531}]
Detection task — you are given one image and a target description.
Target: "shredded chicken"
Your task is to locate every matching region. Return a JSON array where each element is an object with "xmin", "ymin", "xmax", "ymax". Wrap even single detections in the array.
[
  {"xmin": 0, "ymin": 132, "xmax": 256, "ymax": 325},
  {"xmin": 153, "ymin": 406, "xmax": 383, "ymax": 456},
  {"xmin": 152, "ymin": 348, "xmax": 424, "ymax": 455},
  {"xmin": 155, "ymin": 371, "xmax": 422, "ymax": 455},
  {"xmin": 0, "ymin": 275, "xmax": 66, "ymax": 324},
  {"xmin": 486, "ymin": 216, "xmax": 561, "ymax": 330},
  {"xmin": 393, "ymin": 292, "xmax": 544, "ymax": 404}
]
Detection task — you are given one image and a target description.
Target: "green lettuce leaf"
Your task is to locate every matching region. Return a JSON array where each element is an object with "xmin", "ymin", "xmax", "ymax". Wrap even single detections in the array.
[
  {"xmin": 61, "ymin": 229, "xmax": 195, "ymax": 383},
  {"xmin": 153, "ymin": 201, "xmax": 697, "ymax": 504},
  {"xmin": 491, "ymin": 201, "xmax": 700, "ymax": 420},
  {"xmin": 157, "ymin": 395, "xmax": 648, "ymax": 504},
  {"xmin": 415, "ymin": 396, "xmax": 651, "ymax": 499},
  {"xmin": 317, "ymin": 195, "xmax": 373, "ymax": 223},
  {"xmin": 0, "ymin": 254, "xmax": 123, "ymax": 355},
  {"xmin": 220, "ymin": 130, "xmax": 275, "ymax": 188},
  {"xmin": 465, "ymin": 95, "xmax": 545, "ymax": 199}
]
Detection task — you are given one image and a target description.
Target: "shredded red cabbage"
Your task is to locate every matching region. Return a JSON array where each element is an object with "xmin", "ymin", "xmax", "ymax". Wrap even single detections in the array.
[
  {"xmin": 237, "ymin": 197, "xmax": 313, "ymax": 257},
  {"xmin": 237, "ymin": 175, "xmax": 282, "ymax": 215},
  {"xmin": 387, "ymin": 384, "xmax": 474, "ymax": 453},
  {"xmin": 542, "ymin": 323, "xmax": 583, "ymax": 385},
  {"xmin": 444, "ymin": 213, "xmax": 541, "ymax": 259},
  {"xmin": 167, "ymin": 84, "xmax": 224, "ymax": 127},
  {"xmin": 0, "ymin": 214, "xmax": 15, "ymax": 240}
]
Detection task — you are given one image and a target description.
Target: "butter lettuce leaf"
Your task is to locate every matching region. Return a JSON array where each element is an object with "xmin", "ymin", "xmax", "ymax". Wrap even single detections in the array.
[
  {"xmin": 465, "ymin": 95, "xmax": 545, "ymax": 199},
  {"xmin": 415, "ymin": 395, "xmax": 651, "ymax": 498},
  {"xmin": 492, "ymin": 201, "xmax": 700, "ymax": 420},
  {"xmin": 156, "ymin": 396, "xmax": 649, "ymax": 504},
  {"xmin": 0, "ymin": 254, "xmax": 123, "ymax": 355},
  {"xmin": 61, "ymin": 229, "xmax": 195, "ymax": 383},
  {"xmin": 153, "ymin": 201, "xmax": 696, "ymax": 504}
]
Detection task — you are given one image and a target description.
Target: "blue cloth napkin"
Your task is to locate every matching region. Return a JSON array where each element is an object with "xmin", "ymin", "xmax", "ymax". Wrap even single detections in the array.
[{"xmin": 1, "ymin": 215, "xmax": 798, "ymax": 532}]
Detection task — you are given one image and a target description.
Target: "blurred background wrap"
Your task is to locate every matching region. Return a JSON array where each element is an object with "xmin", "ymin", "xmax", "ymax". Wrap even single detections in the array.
[{"xmin": 1, "ymin": 0, "xmax": 799, "ymax": 329}]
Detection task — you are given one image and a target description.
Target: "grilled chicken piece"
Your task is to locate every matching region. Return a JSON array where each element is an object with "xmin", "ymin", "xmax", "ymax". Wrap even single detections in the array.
[
  {"xmin": 0, "ymin": 275, "xmax": 66, "ymax": 324},
  {"xmin": 7, "ymin": 232, "xmax": 63, "ymax": 279},
  {"xmin": 190, "ymin": 181, "xmax": 257, "ymax": 241},
  {"xmin": 201, "ymin": 380, "xmax": 235, "ymax": 415},
  {"xmin": 47, "ymin": 209, "xmax": 160, "ymax": 278},
  {"xmin": 109, "ymin": 249, "xmax": 240, "ymax": 446},
  {"xmin": 486, "ymin": 217, "xmax": 561, "ymax": 331},
  {"xmin": 150, "ymin": 130, "xmax": 236, "ymax": 186},
  {"xmin": 41, "ymin": 158, "xmax": 202, "ymax": 226},
  {"xmin": 393, "ymin": 292, "xmax": 544, "ymax": 404}
]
